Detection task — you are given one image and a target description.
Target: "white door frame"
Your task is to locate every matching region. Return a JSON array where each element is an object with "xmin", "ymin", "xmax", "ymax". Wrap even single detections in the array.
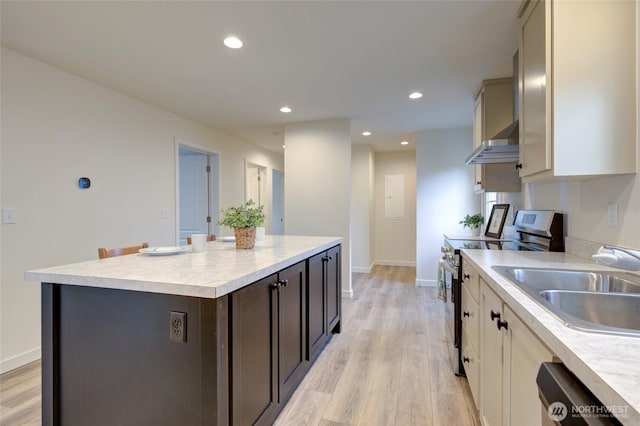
[
  {"xmin": 244, "ymin": 161, "xmax": 267, "ymax": 206},
  {"xmin": 272, "ymin": 168, "xmax": 284, "ymax": 235},
  {"xmin": 175, "ymin": 139, "xmax": 221, "ymax": 245}
]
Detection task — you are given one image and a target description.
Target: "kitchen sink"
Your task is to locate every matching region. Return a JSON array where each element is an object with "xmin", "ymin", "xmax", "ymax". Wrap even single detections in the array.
[
  {"xmin": 540, "ymin": 290, "xmax": 640, "ymax": 334},
  {"xmin": 493, "ymin": 266, "xmax": 640, "ymax": 336},
  {"xmin": 494, "ymin": 267, "xmax": 640, "ymax": 294}
]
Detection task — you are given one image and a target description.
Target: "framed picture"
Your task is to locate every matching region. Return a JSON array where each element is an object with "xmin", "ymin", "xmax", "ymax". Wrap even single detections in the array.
[
  {"xmin": 485, "ymin": 241, "xmax": 503, "ymax": 250},
  {"xmin": 485, "ymin": 204, "xmax": 510, "ymax": 239}
]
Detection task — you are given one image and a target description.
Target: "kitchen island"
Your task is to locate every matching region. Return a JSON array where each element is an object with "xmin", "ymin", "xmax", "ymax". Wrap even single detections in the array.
[{"xmin": 25, "ymin": 235, "xmax": 342, "ymax": 426}]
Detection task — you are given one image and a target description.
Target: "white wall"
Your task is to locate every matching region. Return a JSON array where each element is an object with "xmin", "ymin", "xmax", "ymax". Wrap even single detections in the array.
[
  {"xmin": 0, "ymin": 48, "xmax": 283, "ymax": 372},
  {"xmin": 416, "ymin": 128, "xmax": 478, "ymax": 286},
  {"xmin": 523, "ymin": 175, "xmax": 640, "ymax": 249},
  {"xmin": 284, "ymin": 119, "xmax": 352, "ymax": 296},
  {"xmin": 351, "ymin": 145, "xmax": 375, "ymax": 272},
  {"xmin": 374, "ymin": 150, "xmax": 417, "ymax": 266}
]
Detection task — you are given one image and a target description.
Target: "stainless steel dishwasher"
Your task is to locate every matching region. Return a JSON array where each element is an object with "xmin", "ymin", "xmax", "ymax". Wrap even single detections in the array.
[{"xmin": 536, "ymin": 362, "xmax": 623, "ymax": 425}]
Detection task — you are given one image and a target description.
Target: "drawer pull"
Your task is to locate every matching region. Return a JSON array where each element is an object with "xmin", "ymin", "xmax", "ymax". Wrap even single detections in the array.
[
  {"xmin": 463, "ymin": 356, "xmax": 470, "ymax": 363},
  {"xmin": 463, "ymin": 273, "xmax": 470, "ymax": 280},
  {"xmin": 497, "ymin": 320, "xmax": 509, "ymax": 331},
  {"xmin": 463, "ymin": 311, "xmax": 470, "ymax": 318},
  {"xmin": 490, "ymin": 310, "xmax": 500, "ymax": 321}
]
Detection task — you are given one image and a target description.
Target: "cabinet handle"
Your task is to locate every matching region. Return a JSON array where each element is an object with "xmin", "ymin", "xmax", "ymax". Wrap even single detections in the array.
[
  {"xmin": 463, "ymin": 357, "xmax": 470, "ymax": 363},
  {"xmin": 269, "ymin": 282, "xmax": 281, "ymax": 291},
  {"xmin": 463, "ymin": 311, "xmax": 470, "ymax": 318},
  {"xmin": 515, "ymin": 163, "xmax": 523, "ymax": 170},
  {"xmin": 497, "ymin": 320, "xmax": 509, "ymax": 331},
  {"xmin": 278, "ymin": 279, "xmax": 288, "ymax": 288},
  {"xmin": 463, "ymin": 273, "xmax": 470, "ymax": 280},
  {"xmin": 476, "ymin": 181, "xmax": 482, "ymax": 185},
  {"xmin": 490, "ymin": 310, "xmax": 500, "ymax": 321}
]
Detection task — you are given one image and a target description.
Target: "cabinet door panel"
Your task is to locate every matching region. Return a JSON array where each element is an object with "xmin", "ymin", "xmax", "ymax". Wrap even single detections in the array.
[
  {"xmin": 326, "ymin": 245, "xmax": 341, "ymax": 332},
  {"xmin": 504, "ymin": 306, "xmax": 553, "ymax": 426},
  {"xmin": 473, "ymin": 94, "xmax": 484, "ymax": 192},
  {"xmin": 481, "ymin": 283, "xmax": 503, "ymax": 426},
  {"xmin": 231, "ymin": 274, "xmax": 278, "ymax": 426},
  {"xmin": 307, "ymin": 252, "xmax": 327, "ymax": 362},
  {"xmin": 278, "ymin": 261, "xmax": 307, "ymax": 402},
  {"xmin": 519, "ymin": 0, "xmax": 550, "ymax": 177}
]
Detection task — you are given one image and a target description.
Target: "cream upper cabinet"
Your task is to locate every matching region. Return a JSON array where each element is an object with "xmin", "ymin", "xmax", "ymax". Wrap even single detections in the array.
[
  {"xmin": 518, "ymin": 0, "xmax": 637, "ymax": 180},
  {"xmin": 479, "ymin": 277, "xmax": 554, "ymax": 426},
  {"xmin": 473, "ymin": 79, "xmax": 521, "ymax": 193}
]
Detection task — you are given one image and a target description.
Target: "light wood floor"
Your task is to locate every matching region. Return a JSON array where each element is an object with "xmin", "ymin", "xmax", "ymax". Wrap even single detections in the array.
[
  {"xmin": 274, "ymin": 266, "xmax": 479, "ymax": 426},
  {"xmin": 0, "ymin": 266, "xmax": 479, "ymax": 426}
]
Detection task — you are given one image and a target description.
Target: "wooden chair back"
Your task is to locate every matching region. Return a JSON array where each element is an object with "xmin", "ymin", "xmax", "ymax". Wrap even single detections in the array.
[
  {"xmin": 98, "ymin": 243, "xmax": 149, "ymax": 259},
  {"xmin": 186, "ymin": 234, "xmax": 216, "ymax": 245}
]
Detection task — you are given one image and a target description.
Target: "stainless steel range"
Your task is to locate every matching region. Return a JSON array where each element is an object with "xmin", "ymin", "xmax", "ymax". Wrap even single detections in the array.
[{"xmin": 441, "ymin": 209, "xmax": 564, "ymax": 376}]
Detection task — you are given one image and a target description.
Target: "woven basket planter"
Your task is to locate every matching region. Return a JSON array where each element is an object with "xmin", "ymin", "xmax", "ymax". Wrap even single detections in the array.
[{"xmin": 234, "ymin": 227, "xmax": 256, "ymax": 249}]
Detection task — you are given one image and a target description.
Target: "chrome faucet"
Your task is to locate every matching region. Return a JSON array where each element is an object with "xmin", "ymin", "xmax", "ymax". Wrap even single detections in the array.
[{"xmin": 592, "ymin": 245, "xmax": 640, "ymax": 271}]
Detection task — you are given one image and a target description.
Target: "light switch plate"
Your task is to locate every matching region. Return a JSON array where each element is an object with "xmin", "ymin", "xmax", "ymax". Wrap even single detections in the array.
[{"xmin": 2, "ymin": 208, "xmax": 16, "ymax": 224}]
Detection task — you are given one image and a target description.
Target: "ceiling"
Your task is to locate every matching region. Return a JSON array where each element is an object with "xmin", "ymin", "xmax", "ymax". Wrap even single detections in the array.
[{"xmin": 1, "ymin": 1, "xmax": 520, "ymax": 153}]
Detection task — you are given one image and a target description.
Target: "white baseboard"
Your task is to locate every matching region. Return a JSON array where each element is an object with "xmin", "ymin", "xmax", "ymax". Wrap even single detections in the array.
[
  {"xmin": 416, "ymin": 279, "xmax": 437, "ymax": 287},
  {"xmin": 351, "ymin": 265, "xmax": 372, "ymax": 274},
  {"xmin": 374, "ymin": 260, "xmax": 416, "ymax": 267},
  {"xmin": 0, "ymin": 347, "xmax": 41, "ymax": 374}
]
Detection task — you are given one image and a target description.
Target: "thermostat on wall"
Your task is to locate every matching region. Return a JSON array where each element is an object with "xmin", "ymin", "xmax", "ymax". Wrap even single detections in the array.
[{"xmin": 78, "ymin": 177, "xmax": 91, "ymax": 189}]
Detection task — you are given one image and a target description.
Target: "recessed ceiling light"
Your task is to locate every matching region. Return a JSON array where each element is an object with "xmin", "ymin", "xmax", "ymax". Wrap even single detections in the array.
[
  {"xmin": 282, "ymin": 145, "xmax": 286, "ymax": 149},
  {"xmin": 409, "ymin": 92, "xmax": 423, "ymax": 100},
  {"xmin": 280, "ymin": 106, "xmax": 292, "ymax": 113},
  {"xmin": 401, "ymin": 141, "xmax": 409, "ymax": 145},
  {"xmin": 362, "ymin": 131, "xmax": 372, "ymax": 136},
  {"xmin": 224, "ymin": 36, "xmax": 243, "ymax": 49}
]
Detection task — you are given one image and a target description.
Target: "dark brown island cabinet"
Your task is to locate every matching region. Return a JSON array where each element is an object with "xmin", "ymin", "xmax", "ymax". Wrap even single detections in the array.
[{"xmin": 38, "ymin": 243, "xmax": 342, "ymax": 426}]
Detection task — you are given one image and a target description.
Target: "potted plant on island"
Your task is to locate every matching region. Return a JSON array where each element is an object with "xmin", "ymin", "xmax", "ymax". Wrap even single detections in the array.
[
  {"xmin": 217, "ymin": 200, "xmax": 266, "ymax": 249},
  {"xmin": 459, "ymin": 213, "xmax": 484, "ymax": 236}
]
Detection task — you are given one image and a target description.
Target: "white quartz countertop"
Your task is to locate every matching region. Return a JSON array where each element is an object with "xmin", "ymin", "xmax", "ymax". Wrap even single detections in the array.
[
  {"xmin": 461, "ymin": 250, "xmax": 640, "ymax": 424},
  {"xmin": 25, "ymin": 235, "xmax": 342, "ymax": 299}
]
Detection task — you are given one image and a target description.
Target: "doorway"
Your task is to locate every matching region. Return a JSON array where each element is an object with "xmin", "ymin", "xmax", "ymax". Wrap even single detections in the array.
[
  {"xmin": 177, "ymin": 144, "xmax": 220, "ymax": 245},
  {"xmin": 245, "ymin": 162, "xmax": 267, "ymax": 207},
  {"xmin": 272, "ymin": 169, "xmax": 284, "ymax": 235}
]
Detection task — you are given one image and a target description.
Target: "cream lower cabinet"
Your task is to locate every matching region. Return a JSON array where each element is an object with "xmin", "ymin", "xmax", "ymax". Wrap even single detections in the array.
[
  {"xmin": 461, "ymin": 283, "xmax": 480, "ymax": 407},
  {"xmin": 477, "ymin": 275, "xmax": 554, "ymax": 426},
  {"xmin": 503, "ymin": 304, "xmax": 554, "ymax": 426}
]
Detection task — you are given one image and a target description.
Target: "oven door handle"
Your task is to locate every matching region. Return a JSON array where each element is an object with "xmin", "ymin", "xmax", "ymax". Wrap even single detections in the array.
[{"xmin": 441, "ymin": 258, "xmax": 458, "ymax": 278}]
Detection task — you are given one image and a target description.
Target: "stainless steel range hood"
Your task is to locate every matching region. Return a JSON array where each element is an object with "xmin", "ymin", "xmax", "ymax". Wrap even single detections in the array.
[
  {"xmin": 465, "ymin": 120, "xmax": 519, "ymax": 164},
  {"xmin": 465, "ymin": 51, "xmax": 520, "ymax": 165}
]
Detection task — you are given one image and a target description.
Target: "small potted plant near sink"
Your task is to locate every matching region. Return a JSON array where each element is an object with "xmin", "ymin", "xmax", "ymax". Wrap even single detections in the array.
[
  {"xmin": 459, "ymin": 213, "xmax": 484, "ymax": 236},
  {"xmin": 217, "ymin": 200, "xmax": 266, "ymax": 249}
]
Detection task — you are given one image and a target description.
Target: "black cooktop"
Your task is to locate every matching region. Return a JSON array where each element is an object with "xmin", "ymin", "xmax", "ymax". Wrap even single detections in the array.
[{"xmin": 446, "ymin": 239, "xmax": 535, "ymax": 251}]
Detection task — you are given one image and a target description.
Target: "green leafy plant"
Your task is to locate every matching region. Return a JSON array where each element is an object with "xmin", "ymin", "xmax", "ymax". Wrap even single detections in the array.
[
  {"xmin": 459, "ymin": 213, "xmax": 484, "ymax": 230},
  {"xmin": 217, "ymin": 200, "xmax": 266, "ymax": 229}
]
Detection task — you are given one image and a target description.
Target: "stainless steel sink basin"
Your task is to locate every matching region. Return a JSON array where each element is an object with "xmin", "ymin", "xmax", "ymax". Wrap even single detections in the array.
[
  {"xmin": 493, "ymin": 266, "xmax": 640, "ymax": 336},
  {"xmin": 540, "ymin": 290, "xmax": 640, "ymax": 335},
  {"xmin": 494, "ymin": 267, "xmax": 640, "ymax": 294}
]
